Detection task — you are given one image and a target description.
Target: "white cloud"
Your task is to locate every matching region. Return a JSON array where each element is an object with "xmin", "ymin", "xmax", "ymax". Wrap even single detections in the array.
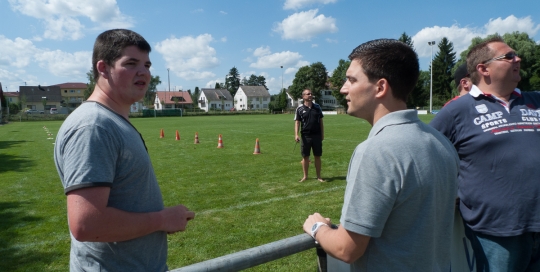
[
  {"xmin": 312, "ymin": 44, "xmax": 318, "ymax": 48},
  {"xmin": 253, "ymin": 46, "xmax": 272, "ymax": 57},
  {"xmin": 8, "ymin": 0, "xmax": 133, "ymax": 40},
  {"xmin": 285, "ymin": 67, "xmax": 298, "ymax": 74},
  {"xmin": 283, "ymin": 0, "xmax": 338, "ymax": 10},
  {"xmin": 155, "ymin": 34, "xmax": 219, "ymax": 81},
  {"xmin": 0, "ymin": 36, "xmax": 39, "ymax": 68},
  {"xmin": 325, "ymin": 38, "xmax": 338, "ymax": 43},
  {"xmin": 220, "ymin": 11, "xmax": 227, "ymax": 15},
  {"xmin": 34, "ymin": 50, "xmax": 91, "ymax": 78},
  {"xmin": 274, "ymin": 9, "xmax": 338, "ymax": 41},
  {"xmin": 249, "ymin": 47, "xmax": 303, "ymax": 69},
  {"xmin": 412, "ymin": 15, "xmax": 540, "ymax": 58},
  {"xmin": 484, "ymin": 15, "xmax": 540, "ymax": 37},
  {"xmin": 205, "ymin": 78, "xmax": 223, "ymax": 88}
]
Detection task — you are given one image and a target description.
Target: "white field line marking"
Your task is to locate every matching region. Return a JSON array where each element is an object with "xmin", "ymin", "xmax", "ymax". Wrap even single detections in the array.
[{"xmin": 198, "ymin": 185, "xmax": 345, "ymax": 215}]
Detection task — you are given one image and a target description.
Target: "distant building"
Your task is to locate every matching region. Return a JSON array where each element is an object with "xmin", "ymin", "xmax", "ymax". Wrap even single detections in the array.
[
  {"xmin": 234, "ymin": 86, "xmax": 270, "ymax": 111},
  {"xmin": 19, "ymin": 85, "xmax": 62, "ymax": 111},
  {"xmin": 318, "ymin": 89, "xmax": 340, "ymax": 110},
  {"xmin": 154, "ymin": 91, "xmax": 193, "ymax": 110},
  {"xmin": 286, "ymin": 91, "xmax": 301, "ymax": 109},
  {"xmin": 4, "ymin": 92, "xmax": 20, "ymax": 105},
  {"xmin": 198, "ymin": 88, "xmax": 234, "ymax": 112},
  {"xmin": 57, "ymin": 82, "xmax": 87, "ymax": 108}
]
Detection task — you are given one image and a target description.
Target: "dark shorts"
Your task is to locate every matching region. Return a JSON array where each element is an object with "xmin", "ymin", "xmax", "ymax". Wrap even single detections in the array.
[{"xmin": 301, "ymin": 135, "xmax": 322, "ymax": 157}]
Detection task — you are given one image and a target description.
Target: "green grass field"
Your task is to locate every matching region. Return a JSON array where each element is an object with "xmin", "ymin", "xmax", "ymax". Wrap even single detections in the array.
[{"xmin": 0, "ymin": 113, "xmax": 434, "ymax": 271}]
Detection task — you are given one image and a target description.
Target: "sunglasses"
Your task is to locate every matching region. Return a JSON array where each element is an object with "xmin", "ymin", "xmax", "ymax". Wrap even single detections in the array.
[{"xmin": 482, "ymin": 52, "xmax": 518, "ymax": 64}]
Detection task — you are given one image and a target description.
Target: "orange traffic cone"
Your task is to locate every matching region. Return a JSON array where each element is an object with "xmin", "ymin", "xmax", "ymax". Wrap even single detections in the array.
[
  {"xmin": 194, "ymin": 132, "xmax": 200, "ymax": 144},
  {"xmin": 217, "ymin": 134, "xmax": 224, "ymax": 148},
  {"xmin": 160, "ymin": 129, "xmax": 164, "ymax": 138},
  {"xmin": 175, "ymin": 130, "xmax": 180, "ymax": 141},
  {"xmin": 253, "ymin": 138, "xmax": 261, "ymax": 154}
]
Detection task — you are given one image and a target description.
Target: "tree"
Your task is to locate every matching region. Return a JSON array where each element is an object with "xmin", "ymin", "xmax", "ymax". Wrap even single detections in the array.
[
  {"xmin": 214, "ymin": 82, "xmax": 225, "ymax": 89},
  {"xmin": 192, "ymin": 87, "xmax": 201, "ymax": 106},
  {"xmin": 19, "ymin": 94, "xmax": 27, "ymax": 111},
  {"xmin": 398, "ymin": 32, "xmax": 414, "ymax": 50},
  {"xmin": 431, "ymin": 37, "xmax": 456, "ymax": 107},
  {"xmin": 328, "ymin": 59, "xmax": 350, "ymax": 109},
  {"xmin": 225, "ymin": 67, "xmax": 241, "ymax": 97},
  {"xmin": 407, "ymin": 71, "xmax": 430, "ymax": 108},
  {"xmin": 145, "ymin": 75, "xmax": 160, "ymax": 107},
  {"xmin": 289, "ymin": 62, "xmax": 328, "ymax": 100},
  {"xmin": 84, "ymin": 69, "xmax": 95, "ymax": 100},
  {"xmin": 243, "ymin": 74, "xmax": 268, "ymax": 89}
]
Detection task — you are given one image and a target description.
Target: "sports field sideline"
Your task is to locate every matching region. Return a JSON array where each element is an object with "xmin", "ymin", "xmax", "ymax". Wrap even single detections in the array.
[{"xmin": 0, "ymin": 113, "xmax": 434, "ymax": 271}]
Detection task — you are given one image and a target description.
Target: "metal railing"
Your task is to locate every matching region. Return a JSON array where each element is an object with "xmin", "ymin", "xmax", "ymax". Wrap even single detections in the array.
[{"xmin": 170, "ymin": 233, "xmax": 327, "ymax": 272}]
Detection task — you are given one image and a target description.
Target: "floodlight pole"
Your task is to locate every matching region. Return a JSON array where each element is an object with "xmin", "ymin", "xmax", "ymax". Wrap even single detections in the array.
[
  {"xmin": 428, "ymin": 41, "xmax": 435, "ymax": 114},
  {"xmin": 281, "ymin": 66, "xmax": 283, "ymax": 93},
  {"xmin": 167, "ymin": 68, "xmax": 170, "ymax": 108}
]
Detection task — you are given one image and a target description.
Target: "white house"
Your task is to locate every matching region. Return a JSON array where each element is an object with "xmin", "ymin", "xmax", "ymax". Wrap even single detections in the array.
[
  {"xmin": 318, "ymin": 90, "xmax": 340, "ymax": 109},
  {"xmin": 286, "ymin": 91, "xmax": 301, "ymax": 109},
  {"xmin": 234, "ymin": 86, "xmax": 270, "ymax": 111},
  {"xmin": 130, "ymin": 100, "xmax": 144, "ymax": 113},
  {"xmin": 198, "ymin": 88, "xmax": 234, "ymax": 112}
]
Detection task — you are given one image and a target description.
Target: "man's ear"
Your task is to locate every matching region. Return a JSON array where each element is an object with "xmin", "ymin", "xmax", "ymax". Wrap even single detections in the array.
[
  {"xmin": 96, "ymin": 60, "xmax": 109, "ymax": 79},
  {"xmin": 476, "ymin": 63, "xmax": 489, "ymax": 77},
  {"xmin": 374, "ymin": 78, "xmax": 390, "ymax": 98}
]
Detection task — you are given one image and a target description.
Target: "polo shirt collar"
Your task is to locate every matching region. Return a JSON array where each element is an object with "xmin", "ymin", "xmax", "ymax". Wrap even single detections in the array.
[
  {"xmin": 469, "ymin": 85, "xmax": 522, "ymax": 99},
  {"xmin": 369, "ymin": 110, "xmax": 418, "ymax": 138}
]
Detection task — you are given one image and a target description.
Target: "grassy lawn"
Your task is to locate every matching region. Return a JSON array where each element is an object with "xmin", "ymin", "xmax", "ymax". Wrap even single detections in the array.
[{"xmin": 0, "ymin": 113, "xmax": 435, "ymax": 271}]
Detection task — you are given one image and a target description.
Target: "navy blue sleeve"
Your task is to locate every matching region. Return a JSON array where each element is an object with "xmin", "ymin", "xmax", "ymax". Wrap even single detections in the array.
[{"xmin": 430, "ymin": 108, "xmax": 457, "ymax": 144}]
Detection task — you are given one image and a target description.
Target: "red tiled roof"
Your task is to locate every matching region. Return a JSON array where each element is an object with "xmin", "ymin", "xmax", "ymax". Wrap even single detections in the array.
[
  {"xmin": 156, "ymin": 91, "xmax": 193, "ymax": 104},
  {"xmin": 4, "ymin": 92, "xmax": 19, "ymax": 97}
]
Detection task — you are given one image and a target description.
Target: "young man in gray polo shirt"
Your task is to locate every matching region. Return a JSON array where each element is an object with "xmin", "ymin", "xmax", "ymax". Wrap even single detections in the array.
[
  {"xmin": 54, "ymin": 29, "xmax": 195, "ymax": 271},
  {"xmin": 303, "ymin": 39, "xmax": 459, "ymax": 271}
]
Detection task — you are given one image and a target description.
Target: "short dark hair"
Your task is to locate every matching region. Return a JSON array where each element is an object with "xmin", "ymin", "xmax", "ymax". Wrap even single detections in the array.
[
  {"xmin": 92, "ymin": 29, "xmax": 151, "ymax": 81},
  {"xmin": 348, "ymin": 39, "xmax": 419, "ymax": 102},
  {"xmin": 466, "ymin": 35, "xmax": 504, "ymax": 85}
]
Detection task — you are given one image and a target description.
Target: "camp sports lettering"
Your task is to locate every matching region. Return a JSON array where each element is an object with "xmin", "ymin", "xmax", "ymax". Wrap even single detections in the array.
[
  {"xmin": 473, "ymin": 111, "xmax": 507, "ymax": 129},
  {"xmin": 520, "ymin": 109, "xmax": 540, "ymax": 122}
]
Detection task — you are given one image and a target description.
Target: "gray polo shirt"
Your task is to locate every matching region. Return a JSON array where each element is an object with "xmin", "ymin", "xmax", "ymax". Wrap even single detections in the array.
[{"xmin": 339, "ymin": 110, "xmax": 459, "ymax": 271}]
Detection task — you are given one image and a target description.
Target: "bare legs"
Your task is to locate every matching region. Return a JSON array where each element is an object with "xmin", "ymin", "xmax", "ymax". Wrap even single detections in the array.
[
  {"xmin": 299, "ymin": 156, "xmax": 309, "ymax": 182},
  {"xmin": 314, "ymin": 156, "xmax": 324, "ymax": 182},
  {"xmin": 299, "ymin": 156, "xmax": 324, "ymax": 182}
]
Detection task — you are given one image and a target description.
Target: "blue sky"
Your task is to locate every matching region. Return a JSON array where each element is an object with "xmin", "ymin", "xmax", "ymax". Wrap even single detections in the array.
[{"xmin": 1, "ymin": 0, "xmax": 539, "ymax": 95}]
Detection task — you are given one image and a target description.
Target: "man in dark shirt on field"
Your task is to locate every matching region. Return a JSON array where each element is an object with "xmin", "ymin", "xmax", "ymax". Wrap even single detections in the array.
[{"xmin": 294, "ymin": 89, "xmax": 324, "ymax": 182}]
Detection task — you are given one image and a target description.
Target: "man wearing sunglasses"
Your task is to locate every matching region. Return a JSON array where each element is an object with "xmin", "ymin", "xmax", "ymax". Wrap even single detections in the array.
[{"xmin": 431, "ymin": 36, "xmax": 540, "ymax": 271}]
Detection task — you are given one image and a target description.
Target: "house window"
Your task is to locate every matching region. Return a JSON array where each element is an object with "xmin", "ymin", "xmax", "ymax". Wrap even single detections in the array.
[
  {"xmin": 263, "ymin": 104, "xmax": 268, "ymax": 108},
  {"xmin": 70, "ymin": 90, "xmax": 75, "ymax": 93},
  {"xmin": 256, "ymin": 104, "xmax": 259, "ymax": 108},
  {"xmin": 64, "ymin": 90, "xmax": 67, "ymax": 93},
  {"xmin": 240, "ymin": 99, "xmax": 242, "ymax": 102},
  {"xmin": 264, "ymin": 97, "xmax": 268, "ymax": 101}
]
